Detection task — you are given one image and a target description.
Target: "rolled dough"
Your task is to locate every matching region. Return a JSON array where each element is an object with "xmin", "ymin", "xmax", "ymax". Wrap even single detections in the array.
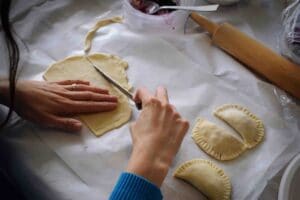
[
  {"xmin": 84, "ymin": 16, "xmax": 123, "ymax": 54},
  {"xmin": 43, "ymin": 53, "xmax": 132, "ymax": 136}
]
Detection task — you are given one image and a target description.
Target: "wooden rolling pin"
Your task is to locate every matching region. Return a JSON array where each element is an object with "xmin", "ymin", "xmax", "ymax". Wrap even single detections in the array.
[{"xmin": 191, "ymin": 12, "xmax": 300, "ymax": 100}]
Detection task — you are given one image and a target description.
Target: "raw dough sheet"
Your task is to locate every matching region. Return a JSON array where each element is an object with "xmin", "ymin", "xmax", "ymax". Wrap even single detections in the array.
[
  {"xmin": 0, "ymin": 0, "xmax": 299, "ymax": 200},
  {"xmin": 43, "ymin": 53, "xmax": 132, "ymax": 137}
]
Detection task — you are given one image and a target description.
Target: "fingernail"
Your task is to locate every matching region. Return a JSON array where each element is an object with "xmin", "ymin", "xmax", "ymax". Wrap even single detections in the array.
[{"xmin": 73, "ymin": 121, "xmax": 82, "ymax": 127}]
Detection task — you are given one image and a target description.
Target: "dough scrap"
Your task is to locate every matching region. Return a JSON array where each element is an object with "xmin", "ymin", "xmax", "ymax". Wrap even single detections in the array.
[
  {"xmin": 192, "ymin": 118, "xmax": 246, "ymax": 161},
  {"xmin": 174, "ymin": 159, "xmax": 231, "ymax": 200},
  {"xmin": 214, "ymin": 104, "xmax": 264, "ymax": 149},
  {"xmin": 43, "ymin": 53, "xmax": 132, "ymax": 136},
  {"xmin": 84, "ymin": 16, "xmax": 123, "ymax": 54}
]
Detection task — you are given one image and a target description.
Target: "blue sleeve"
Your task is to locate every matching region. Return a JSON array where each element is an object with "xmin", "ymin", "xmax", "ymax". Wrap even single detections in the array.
[{"xmin": 109, "ymin": 172, "xmax": 163, "ymax": 200}]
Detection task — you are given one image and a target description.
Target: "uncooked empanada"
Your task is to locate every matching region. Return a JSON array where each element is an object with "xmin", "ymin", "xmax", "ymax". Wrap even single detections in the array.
[
  {"xmin": 174, "ymin": 159, "xmax": 231, "ymax": 200},
  {"xmin": 214, "ymin": 104, "xmax": 264, "ymax": 148},
  {"xmin": 192, "ymin": 118, "xmax": 246, "ymax": 161}
]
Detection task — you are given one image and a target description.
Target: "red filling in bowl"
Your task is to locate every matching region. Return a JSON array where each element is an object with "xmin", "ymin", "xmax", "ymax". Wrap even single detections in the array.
[{"xmin": 130, "ymin": 0, "xmax": 178, "ymax": 15}]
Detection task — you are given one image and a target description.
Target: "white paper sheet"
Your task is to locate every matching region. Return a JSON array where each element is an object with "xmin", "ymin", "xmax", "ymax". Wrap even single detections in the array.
[{"xmin": 0, "ymin": 0, "xmax": 299, "ymax": 200}]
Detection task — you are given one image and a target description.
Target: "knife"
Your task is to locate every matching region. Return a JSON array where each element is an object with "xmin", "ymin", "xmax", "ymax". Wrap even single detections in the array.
[{"xmin": 85, "ymin": 56, "xmax": 142, "ymax": 110}]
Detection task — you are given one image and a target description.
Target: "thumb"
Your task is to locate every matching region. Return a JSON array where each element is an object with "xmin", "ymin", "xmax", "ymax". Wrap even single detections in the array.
[{"xmin": 47, "ymin": 115, "xmax": 83, "ymax": 132}]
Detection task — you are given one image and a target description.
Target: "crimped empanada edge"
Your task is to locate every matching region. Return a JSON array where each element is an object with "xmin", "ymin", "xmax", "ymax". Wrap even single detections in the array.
[
  {"xmin": 214, "ymin": 104, "xmax": 265, "ymax": 148},
  {"xmin": 173, "ymin": 159, "xmax": 231, "ymax": 200},
  {"xmin": 192, "ymin": 118, "xmax": 246, "ymax": 161}
]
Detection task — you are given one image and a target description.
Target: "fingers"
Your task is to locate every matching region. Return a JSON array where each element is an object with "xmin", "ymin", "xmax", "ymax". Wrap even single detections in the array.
[
  {"xmin": 52, "ymin": 80, "xmax": 109, "ymax": 94},
  {"xmin": 155, "ymin": 86, "xmax": 169, "ymax": 104},
  {"xmin": 62, "ymin": 100, "xmax": 117, "ymax": 114},
  {"xmin": 54, "ymin": 80, "xmax": 90, "ymax": 86},
  {"xmin": 134, "ymin": 86, "xmax": 170, "ymax": 108},
  {"xmin": 58, "ymin": 91, "xmax": 118, "ymax": 102},
  {"xmin": 64, "ymin": 84, "xmax": 109, "ymax": 94},
  {"xmin": 134, "ymin": 87, "xmax": 153, "ymax": 107},
  {"xmin": 175, "ymin": 119, "xmax": 190, "ymax": 144},
  {"xmin": 46, "ymin": 114, "xmax": 83, "ymax": 132},
  {"xmin": 49, "ymin": 80, "xmax": 116, "ymax": 102}
]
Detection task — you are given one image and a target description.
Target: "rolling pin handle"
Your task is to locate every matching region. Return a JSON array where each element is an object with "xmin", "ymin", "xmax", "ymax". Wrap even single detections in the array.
[
  {"xmin": 135, "ymin": 101, "xmax": 142, "ymax": 110},
  {"xmin": 190, "ymin": 12, "xmax": 219, "ymax": 35}
]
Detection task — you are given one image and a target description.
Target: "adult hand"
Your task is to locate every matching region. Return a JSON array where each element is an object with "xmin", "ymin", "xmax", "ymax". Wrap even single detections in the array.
[
  {"xmin": 11, "ymin": 80, "xmax": 117, "ymax": 131},
  {"xmin": 126, "ymin": 86, "xmax": 189, "ymax": 187}
]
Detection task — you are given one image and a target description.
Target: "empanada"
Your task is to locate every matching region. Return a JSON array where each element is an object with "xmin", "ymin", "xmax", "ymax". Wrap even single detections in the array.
[
  {"xmin": 174, "ymin": 159, "xmax": 231, "ymax": 200},
  {"xmin": 192, "ymin": 118, "xmax": 246, "ymax": 161},
  {"xmin": 214, "ymin": 104, "xmax": 264, "ymax": 148}
]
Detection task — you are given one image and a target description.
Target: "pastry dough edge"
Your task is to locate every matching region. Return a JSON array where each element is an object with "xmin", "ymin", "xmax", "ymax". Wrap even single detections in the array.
[
  {"xmin": 192, "ymin": 118, "xmax": 245, "ymax": 161},
  {"xmin": 173, "ymin": 159, "xmax": 231, "ymax": 200},
  {"xmin": 214, "ymin": 104, "xmax": 265, "ymax": 149}
]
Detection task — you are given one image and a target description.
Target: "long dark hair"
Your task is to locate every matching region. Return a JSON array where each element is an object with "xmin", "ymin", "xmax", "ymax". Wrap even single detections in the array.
[{"xmin": 0, "ymin": 0, "xmax": 20, "ymax": 127}]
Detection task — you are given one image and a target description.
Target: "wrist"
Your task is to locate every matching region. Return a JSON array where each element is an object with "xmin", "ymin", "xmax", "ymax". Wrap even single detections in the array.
[{"xmin": 126, "ymin": 147, "xmax": 170, "ymax": 187}]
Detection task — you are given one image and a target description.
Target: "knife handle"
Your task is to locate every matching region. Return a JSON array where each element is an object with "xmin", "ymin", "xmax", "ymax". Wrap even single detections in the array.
[{"xmin": 135, "ymin": 101, "xmax": 142, "ymax": 110}]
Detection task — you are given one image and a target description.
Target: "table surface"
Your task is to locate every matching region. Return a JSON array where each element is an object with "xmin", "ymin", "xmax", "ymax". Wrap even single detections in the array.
[{"xmin": 0, "ymin": 0, "xmax": 299, "ymax": 199}]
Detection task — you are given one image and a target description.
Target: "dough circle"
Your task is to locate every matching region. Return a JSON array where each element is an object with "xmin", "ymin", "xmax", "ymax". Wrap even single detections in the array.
[{"xmin": 43, "ymin": 53, "xmax": 132, "ymax": 136}]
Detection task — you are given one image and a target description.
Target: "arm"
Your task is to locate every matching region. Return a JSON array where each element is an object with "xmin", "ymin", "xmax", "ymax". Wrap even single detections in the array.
[
  {"xmin": 109, "ymin": 86, "xmax": 189, "ymax": 200},
  {"xmin": 109, "ymin": 172, "xmax": 162, "ymax": 200}
]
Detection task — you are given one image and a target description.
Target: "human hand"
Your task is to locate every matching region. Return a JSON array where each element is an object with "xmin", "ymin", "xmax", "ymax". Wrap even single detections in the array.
[
  {"xmin": 126, "ymin": 86, "xmax": 189, "ymax": 187},
  {"xmin": 12, "ymin": 80, "xmax": 117, "ymax": 131}
]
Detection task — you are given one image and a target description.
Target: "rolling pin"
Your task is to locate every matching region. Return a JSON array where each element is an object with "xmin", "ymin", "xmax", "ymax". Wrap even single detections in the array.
[{"xmin": 191, "ymin": 12, "xmax": 300, "ymax": 100}]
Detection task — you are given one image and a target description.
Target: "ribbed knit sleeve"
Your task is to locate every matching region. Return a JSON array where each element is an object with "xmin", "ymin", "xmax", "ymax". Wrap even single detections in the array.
[{"xmin": 109, "ymin": 172, "xmax": 163, "ymax": 200}]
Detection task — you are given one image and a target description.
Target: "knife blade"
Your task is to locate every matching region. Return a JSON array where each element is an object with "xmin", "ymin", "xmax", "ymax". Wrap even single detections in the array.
[{"xmin": 85, "ymin": 56, "xmax": 142, "ymax": 109}]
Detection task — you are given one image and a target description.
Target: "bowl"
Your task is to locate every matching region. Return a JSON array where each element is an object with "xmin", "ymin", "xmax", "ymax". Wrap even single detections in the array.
[
  {"xmin": 278, "ymin": 153, "xmax": 300, "ymax": 200},
  {"xmin": 123, "ymin": 0, "xmax": 196, "ymax": 33}
]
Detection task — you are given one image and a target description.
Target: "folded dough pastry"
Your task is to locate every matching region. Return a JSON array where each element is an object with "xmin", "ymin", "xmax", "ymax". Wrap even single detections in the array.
[
  {"xmin": 192, "ymin": 118, "xmax": 246, "ymax": 161},
  {"xmin": 44, "ymin": 53, "xmax": 132, "ymax": 136},
  {"xmin": 174, "ymin": 159, "xmax": 231, "ymax": 200},
  {"xmin": 214, "ymin": 104, "xmax": 264, "ymax": 148}
]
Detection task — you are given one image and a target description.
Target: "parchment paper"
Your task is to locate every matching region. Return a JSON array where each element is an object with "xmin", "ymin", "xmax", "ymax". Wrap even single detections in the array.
[{"xmin": 0, "ymin": 0, "xmax": 299, "ymax": 200}]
